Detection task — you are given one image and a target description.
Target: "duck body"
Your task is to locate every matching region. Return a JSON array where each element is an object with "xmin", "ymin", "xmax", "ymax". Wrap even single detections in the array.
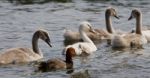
[
  {"xmin": 38, "ymin": 58, "xmax": 66, "ymax": 72},
  {"xmin": 38, "ymin": 47, "xmax": 76, "ymax": 72}
]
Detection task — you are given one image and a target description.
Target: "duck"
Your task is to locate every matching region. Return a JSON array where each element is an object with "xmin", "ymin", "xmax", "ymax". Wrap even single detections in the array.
[
  {"xmin": 62, "ymin": 21, "xmax": 97, "ymax": 55},
  {"xmin": 0, "ymin": 29, "xmax": 52, "ymax": 64},
  {"xmin": 63, "ymin": 7, "xmax": 120, "ymax": 43},
  {"xmin": 111, "ymin": 9, "xmax": 147, "ymax": 49},
  {"xmin": 38, "ymin": 47, "xmax": 76, "ymax": 72}
]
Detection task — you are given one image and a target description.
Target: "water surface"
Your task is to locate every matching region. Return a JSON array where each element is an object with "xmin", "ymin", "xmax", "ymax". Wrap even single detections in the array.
[{"xmin": 0, "ymin": 0, "xmax": 150, "ymax": 78}]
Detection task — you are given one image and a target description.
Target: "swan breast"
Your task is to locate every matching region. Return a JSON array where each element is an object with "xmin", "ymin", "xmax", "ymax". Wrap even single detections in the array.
[{"xmin": 63, "ymin": 42, "xmax": 97, "ymax": 55}]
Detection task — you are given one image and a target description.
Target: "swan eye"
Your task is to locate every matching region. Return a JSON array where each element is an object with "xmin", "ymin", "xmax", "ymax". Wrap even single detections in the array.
[
  {"xmin": 88, "ymin": 25, "xmax": 92, "ymax": 30},
  {"xmin": 45, "ymin": 34, "xmax": 50, "ymax": 41}
]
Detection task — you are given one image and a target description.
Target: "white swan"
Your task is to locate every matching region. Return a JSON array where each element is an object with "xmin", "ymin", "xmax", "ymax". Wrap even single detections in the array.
[
  {"xmin": 63, "ymin": 21, "xmax": 97, "ymax": 55},
  {"xmin": 111, "ymin": 9, "xmax": 147, "ymax": 48},
  {"xmin": 0, "ymin": 29, "xmax": 52, "ymax": 64},
  {"xmin": 63, "ymin": 7, "xmax": 120, "ymax": 42}
]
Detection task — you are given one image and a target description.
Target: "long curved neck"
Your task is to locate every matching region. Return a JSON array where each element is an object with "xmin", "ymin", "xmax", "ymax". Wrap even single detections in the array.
[
  {"xmin": 66, "ymin": 54, "xmax": 73, "ymax": 69},
  {"xmin": 80, "ymin": 29, "xmax": 93, "ymax": 43},
  {"xmin": 105, "ymin": 13, "xmax": 114, "ymax": 33},
  {"xmin": 32, "ymin": 32, "xmax": 40, "ymax": 54},
  {"xmin": 135, "ymin": 14, "xmax": 142, "ymax": 35}
]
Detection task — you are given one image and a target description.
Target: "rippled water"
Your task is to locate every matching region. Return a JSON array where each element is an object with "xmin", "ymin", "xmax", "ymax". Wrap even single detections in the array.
[{"xmin": 0, "ymin": 0, "xmax": 150, "ymax": 78}]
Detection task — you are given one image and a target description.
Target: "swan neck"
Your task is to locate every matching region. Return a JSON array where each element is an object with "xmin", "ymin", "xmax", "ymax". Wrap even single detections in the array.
[
  {"xmin": 32, "ymin": 33, "xmax": 40, "ymax": 54},
  {"xmin": 105, "ymin": 14, "xmax": 114, "ymax": 33},
  {"xmin": 136, "ymin": 14, "xmax": 142, "ymax": 34},
  {"xmin": 80, "ymin": 30, "xmax": 93, "ymax": 43}
]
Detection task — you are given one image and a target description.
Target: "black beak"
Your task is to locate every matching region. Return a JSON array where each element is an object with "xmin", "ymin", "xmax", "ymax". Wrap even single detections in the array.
[
  {"xmin": 114, "ymin": 15, "xmax": 119, "ymax": 19},
  {"xmin": 128, "ymin": 15, "xmax": 133, "ymax": 20},
  {"xmin": 45, "ymin": 39, "xmax": 52, "ymax": 47}
]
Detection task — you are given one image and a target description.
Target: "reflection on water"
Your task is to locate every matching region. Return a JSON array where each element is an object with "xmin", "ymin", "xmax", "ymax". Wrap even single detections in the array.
[{"xmin": 0, "ymin": 0, "xmax": 150, "ymax": 78}]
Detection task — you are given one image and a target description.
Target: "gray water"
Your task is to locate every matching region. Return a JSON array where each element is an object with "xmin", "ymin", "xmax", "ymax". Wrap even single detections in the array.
[{"xmin": 0, "ymin": 0, "xmax": 150, "ymax": 78}]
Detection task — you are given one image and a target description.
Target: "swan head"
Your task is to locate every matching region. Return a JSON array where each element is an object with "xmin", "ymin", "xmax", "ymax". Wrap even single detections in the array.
[
  {"xmin": 128, "ymin": 9, "xmax": 141, "ymax": 20},
  {"xmin": 106, "ymin": 7, "xmax": 119, "ymax": 19},
  {"xmin": 79, "ymin": 21, "xmax": 95, "ymax": 33},
  {"xmin": 35, "ymin": 29, "xmax": 52, "ymax": 47}
]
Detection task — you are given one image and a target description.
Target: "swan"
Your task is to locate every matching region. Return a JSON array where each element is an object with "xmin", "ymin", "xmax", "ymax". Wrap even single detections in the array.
[
  {"xmin": 130, "ymin": 9, "xmax": 150, "ymax": 42},
  {"xmin": 111, "ymin": 9, "xmax": 147, "ymax": 48},
  {"xmin": 38, "ymin": 47, "xmax": 75, "ymax": 72},
  {"xmin": 0, "ymin": 29, "xmax": 52, "ymax": 64},
  {"xmin": 63, "ymin": 7, "xmax": 120, "ymax": 42},
  {"xmin": 63, "ymin": 21, "xmax": 97, "ymax": 55}
]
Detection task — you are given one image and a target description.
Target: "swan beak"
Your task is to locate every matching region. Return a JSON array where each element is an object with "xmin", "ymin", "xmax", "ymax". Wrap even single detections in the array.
[
  {"xmin": 90, "ymin": 29, "xmax": 96, "ymax": 34},
  {"xmin": 128, "ymin": 15, "xmax": 133, "ymax": 20},
  {"xmin": 45, "ymin": 39, "xmax": 52, "ymax": 47},
  {"xmin": 114, "ymin": 15, "xmax": 119, "ymax": 19}
]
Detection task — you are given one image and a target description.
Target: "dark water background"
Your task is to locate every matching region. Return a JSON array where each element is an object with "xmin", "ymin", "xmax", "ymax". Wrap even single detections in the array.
[{"xmin": 0, "ymin": 0, "xmax": 150, "ymax": 78}]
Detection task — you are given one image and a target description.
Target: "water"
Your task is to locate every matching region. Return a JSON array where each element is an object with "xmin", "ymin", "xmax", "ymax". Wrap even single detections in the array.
[{"xmin": 0, "ymin": 0, "xmax": 150, "ymax": 78}]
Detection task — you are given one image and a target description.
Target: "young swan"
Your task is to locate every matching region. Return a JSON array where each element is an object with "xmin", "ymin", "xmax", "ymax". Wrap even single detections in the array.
[
  {"xmin": 63, "ymin": 7, "xmax": 119, "ymax": 42},
  {"xmin": 63, "ymin": 21, "xmax": 97, "ymax": 55},
  {"xmin": 0, "ymin": 30, "xmax": 52, "ymax": 64},
  {"xmin": 38, "ymin": 47, "xmax": 76, "ymax": 72},
  {"xmin": 133, "ymin": 9, "xmax": 150, "ymax": 42},
  {"xmin": 111, "ymin": 9, "xmax": 147, "ymax": 48}
]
